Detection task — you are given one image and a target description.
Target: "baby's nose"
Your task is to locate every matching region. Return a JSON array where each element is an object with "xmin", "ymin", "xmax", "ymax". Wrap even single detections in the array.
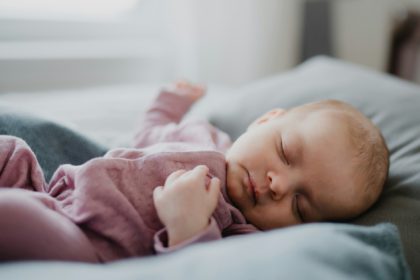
[{"xmin": 267, "ymin": 171, "xmax": 290, "ymax": 200}]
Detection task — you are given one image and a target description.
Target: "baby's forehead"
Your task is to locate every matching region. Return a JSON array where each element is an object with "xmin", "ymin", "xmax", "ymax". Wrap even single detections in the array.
[
  {"xmin": 289, "ymin": 103, "xmax": 352, "ymax": 120},
  {"xmin": 287, "ymin": 108, "xmax": 351, "ymax": 135},
  {"xmin": 289, "ymin": 100, "xmax": 362, "ymax": 119},
  {"xmin": 290, "ymin": 106, "xmax": 363, "ymax": 140}
]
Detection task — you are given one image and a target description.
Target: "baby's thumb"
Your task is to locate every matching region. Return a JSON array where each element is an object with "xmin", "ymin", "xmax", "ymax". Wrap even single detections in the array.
[
  {"xmin": 208, "ymin": 177, "xmax": 221, "ymax": 207},
  {"xmin": 153, "ymin": 186, "xmax": 163, "ymax": 204}
]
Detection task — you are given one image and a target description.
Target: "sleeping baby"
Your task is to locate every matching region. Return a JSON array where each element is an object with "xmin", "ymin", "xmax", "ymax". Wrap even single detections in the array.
[{"xmin": 0, "ymin": 81, "xmax": 389, "ymax": 262}]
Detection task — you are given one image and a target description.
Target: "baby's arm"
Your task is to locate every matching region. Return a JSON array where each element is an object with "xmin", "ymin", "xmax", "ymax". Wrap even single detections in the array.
[
  {"xmin": 133, "ymin": 81, "xmax": 205, "ymax": 148},
  {"xmin": 0, "ymin": 136, "xmax": 46, "ymax": 191},
  {"xmin": 153, "ymin": 165, "xmax": 221, "ymax": 251}
]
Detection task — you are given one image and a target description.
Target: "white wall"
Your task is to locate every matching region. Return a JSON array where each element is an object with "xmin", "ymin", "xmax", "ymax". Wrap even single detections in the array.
[{"xmin": 332, "ymin": 0, "xmax": 420, "ymax": 72}]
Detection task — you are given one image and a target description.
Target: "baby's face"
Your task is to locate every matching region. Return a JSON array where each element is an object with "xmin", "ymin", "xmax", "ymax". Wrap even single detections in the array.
[{"xmin": 225, "ymin": 108, "xmax": 365, "ymax": 230}]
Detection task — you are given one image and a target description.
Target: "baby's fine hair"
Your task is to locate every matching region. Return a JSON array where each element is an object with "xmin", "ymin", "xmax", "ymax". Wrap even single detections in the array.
[{"xmin": 291, "ymin": 100, "xmax": 390, "ymax": 212}]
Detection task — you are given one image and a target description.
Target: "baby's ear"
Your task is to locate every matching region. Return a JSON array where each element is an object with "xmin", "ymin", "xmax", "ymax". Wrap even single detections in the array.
[{"xmin": 248, "ymin": 108, "xmax": 286, "ymax": 129}]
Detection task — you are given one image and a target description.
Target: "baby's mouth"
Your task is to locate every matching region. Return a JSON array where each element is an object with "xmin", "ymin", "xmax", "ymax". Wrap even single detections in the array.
[{"xmin": 246, "ymin": 171, "xmax": 258, "ymax": 205}]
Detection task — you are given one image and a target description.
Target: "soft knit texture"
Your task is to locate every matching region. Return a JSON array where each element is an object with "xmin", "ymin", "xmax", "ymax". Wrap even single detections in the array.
[{"xmin": 0, "ymin": 90, "xmax": 258, "ymax": 262}]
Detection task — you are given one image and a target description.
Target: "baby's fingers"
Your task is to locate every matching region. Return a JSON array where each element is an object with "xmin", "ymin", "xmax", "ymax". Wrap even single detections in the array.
[
  {"xmin": 190, "ymin": 165, "xmax": 209, "ymax": 178},
  {"xmin": 165, "ymin": 169, "xmax": 186, "ymax": 185}
]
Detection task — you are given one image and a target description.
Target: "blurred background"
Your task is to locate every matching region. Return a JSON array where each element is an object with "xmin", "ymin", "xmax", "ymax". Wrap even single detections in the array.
[{"xmin": 0, "ymin": 0, "xmax": 420, "ymax": 93}]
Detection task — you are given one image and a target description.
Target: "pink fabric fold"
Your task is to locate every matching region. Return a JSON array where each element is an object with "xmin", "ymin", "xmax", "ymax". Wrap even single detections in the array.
[{"xmin": 0, "ymin": 89, "xmax": 258, "ymax": 262}]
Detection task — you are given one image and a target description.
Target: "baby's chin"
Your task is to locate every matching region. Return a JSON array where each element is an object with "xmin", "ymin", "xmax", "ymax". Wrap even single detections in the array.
[
  {"xmin": 224, "ymin": 168, "xmax": 239, "ymax": 205},
  {"xmin": 224, "ymin": 164, "xmax": 245, "ymax": 206}
]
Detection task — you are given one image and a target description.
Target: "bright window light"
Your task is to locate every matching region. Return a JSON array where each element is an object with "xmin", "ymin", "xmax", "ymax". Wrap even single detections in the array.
[{"xmin": 0, "ymin": 0, "xmax": 140, "ymax": 20}]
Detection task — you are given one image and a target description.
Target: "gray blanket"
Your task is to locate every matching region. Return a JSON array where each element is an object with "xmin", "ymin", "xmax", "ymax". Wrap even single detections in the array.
[
  {"xmin": 0, "ymin": 223, "xmax": 410, "ymax": 280},
  {"xmin": 0, "ymin": 107, "xmax": 107, "ymax": 181}
]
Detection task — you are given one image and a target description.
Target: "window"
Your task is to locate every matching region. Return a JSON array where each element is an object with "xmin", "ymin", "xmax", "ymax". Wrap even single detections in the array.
[
  {"xmin": 0, "ymin": 0, "xmax": 140, "ymax": 20},
  {"xmin": 0, "ymin": 0, "xmax": 171, "ymax": 92}
]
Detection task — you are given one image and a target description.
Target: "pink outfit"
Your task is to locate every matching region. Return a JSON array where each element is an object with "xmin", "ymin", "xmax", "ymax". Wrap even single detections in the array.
[{"xmin": 0, "ymin": 90, "xmax": 258, "ymax": 262}]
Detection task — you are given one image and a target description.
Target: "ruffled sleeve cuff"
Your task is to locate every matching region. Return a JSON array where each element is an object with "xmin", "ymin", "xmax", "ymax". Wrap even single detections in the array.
[{"xmin": 154, "ymin": 217, "xmax": 222, "ymax": 254}]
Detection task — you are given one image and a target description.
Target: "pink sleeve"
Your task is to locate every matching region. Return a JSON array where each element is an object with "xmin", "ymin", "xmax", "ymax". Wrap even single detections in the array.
[
  {"xmin": 0, "ymin": 136, "xmax": 46, "ymax": 192},
  {"xmin": 153, "ymin": 217, "xmax": 222, "ymax": 254},
  {"xmin": 132, "ymin": 90, "xmax": 233, "ymax": 152},
  {"xmin": 133, "ymin": 90, "xmax": 196, "ymax": 148}
]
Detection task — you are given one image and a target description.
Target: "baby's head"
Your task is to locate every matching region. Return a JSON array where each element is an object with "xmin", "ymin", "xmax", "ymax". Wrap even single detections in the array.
[{"xmin": 225, "ymin": 100, "xmax": 389, "ymax": 230}]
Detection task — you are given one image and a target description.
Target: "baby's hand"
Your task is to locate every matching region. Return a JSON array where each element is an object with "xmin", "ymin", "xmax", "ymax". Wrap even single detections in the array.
[
  {"xmin": 166, "ymin": 80, "xmax": 206, "ymax": 102},
  {"xmin": 153, "ymin": 165, "xmax": 220, "ymax": 247}
]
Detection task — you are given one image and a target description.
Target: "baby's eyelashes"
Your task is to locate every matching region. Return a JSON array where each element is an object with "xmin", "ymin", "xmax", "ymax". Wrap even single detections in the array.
[{"xmin": 280, "ymin": 139, "xmax": 289, "ymax": 165}]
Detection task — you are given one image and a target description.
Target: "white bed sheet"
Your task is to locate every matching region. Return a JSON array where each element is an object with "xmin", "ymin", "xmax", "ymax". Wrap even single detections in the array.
[{"xmin": 0, "ymin": 84, "xmax": 232, "ymax": 147}]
